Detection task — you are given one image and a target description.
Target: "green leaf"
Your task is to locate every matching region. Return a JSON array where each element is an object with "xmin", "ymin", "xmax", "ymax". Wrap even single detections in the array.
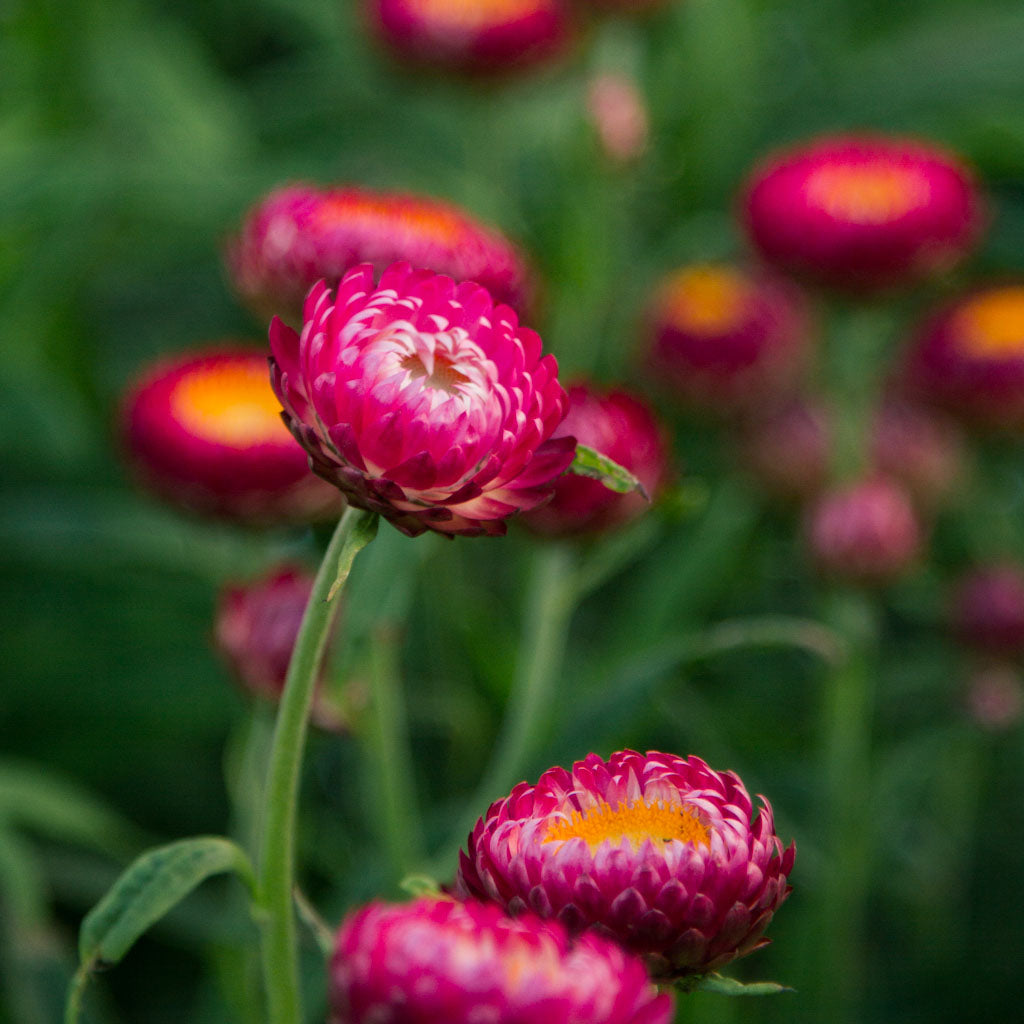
[
  {"xmin": 398, "ymin": 874, "xmax": 443, "ymax": 898},
  {"xmin": 78, "ymin": 836, "xmax": 255, "ymax": 968},
  {"xmin": 694, "ymin": 972, "xmax": 794, "ymax": 996},
  {"xmin": 567, "ymin": 444, "xmax": 648, "ymax": 497}
]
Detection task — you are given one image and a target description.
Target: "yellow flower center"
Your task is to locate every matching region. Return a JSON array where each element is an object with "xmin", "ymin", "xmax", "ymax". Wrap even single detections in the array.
[
  {"xmin": 315, "ymin": 194, "xmax": 465, "ymax": 246},
  {"xmin": 405, "ymin": 0, "xmax": 544, "ymax": 30},
  {"xmin": 953, "ymin": 287, "xmax": 1024, "ymax": 359},
  {"xmin": 543, "ymin": 798, "xmax": 711, "ymax": 850},
  {"xmin": 170, "ymin": 361, "xmax": 288, "ymax": 447},
  {"xmin": 804, "ymin": 163, "xmax": 931, "ymax": 224},
  {"xmin": 658, "ymin": 266, "xmax": 750, "ymax": 335}
]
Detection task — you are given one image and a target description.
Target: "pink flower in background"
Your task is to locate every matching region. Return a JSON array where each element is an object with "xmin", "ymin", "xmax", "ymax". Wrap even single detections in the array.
[
  {"xmin": 741, "ymin": 134, "xmax": 982, "ymax": 290},
  {"xmin": 965, "ymin": 665, "xmax": 1024, "ymax": 732},
  {"xmin": 121, "ymin": 348, "xmax": 340, "ymax": 525},
  {"xmin": 646, "ymin": 264, "xmax": 812, "ymax": 414},
  {"xmin": 227, "ymin": 183, "xmax": 532, "ymax": 324},
  {"xmin": 455, "ymin": 750, "xmax": 795, "ymax": 979},
  {"xmin": 900, "ymin": 284, "xmax": 1024, "ymax": 431},
  {"xmin": 368, "ymin": 0, "xmax": 572, "ymax": 75},
  {"xmin": 737, "ymin": 399, "xmax": 830, "ymax": 501},
  {"xmin": 586, "ymin": 72, "xmax": 649, "ymax": 164},
  {"xmin": 951, "ymin": 563, "xmax": 1024, "ymax": 655},
  {"xmin": 214, "ymin": 566, "xmax": 346, "ymax": 732},
  {"xmin": 522, "ymin": 382, "xmax": 668, "ymax": 537},
  {"xmin": 329, "ymin": 897, "xmax": 673, "ymax": 1024},
  {"xmin": 805, "ymin": 476, "xmax": 922, "ymax": 585},
  {"xmin": 270, "ymin": 262, "xmax": 573, "ymax": 537}
]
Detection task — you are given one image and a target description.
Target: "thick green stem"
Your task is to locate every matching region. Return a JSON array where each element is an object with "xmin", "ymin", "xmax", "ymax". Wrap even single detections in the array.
[{"xmin": 257, "ymin": 507, "xmax": 377, "ymax": 1024}]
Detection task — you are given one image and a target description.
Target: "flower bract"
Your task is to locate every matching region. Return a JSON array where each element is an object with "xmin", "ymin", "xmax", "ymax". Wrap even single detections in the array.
[
  {"xmin": 329, "ymin": 897, "xmax": 673, "ymax": 1024},
  {"xmin": 269, "ymin": 261, "xmax": 574, "ymax": 537},
  {"xmin": 454, "ymin": 750, "xmax": 795, "ymax": 979}
]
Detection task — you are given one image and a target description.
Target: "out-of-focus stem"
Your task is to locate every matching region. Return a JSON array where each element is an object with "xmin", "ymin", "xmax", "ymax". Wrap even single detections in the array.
[{"xmin": 257, "ymin": 506, "xmax": 377, "ymax": 1024}]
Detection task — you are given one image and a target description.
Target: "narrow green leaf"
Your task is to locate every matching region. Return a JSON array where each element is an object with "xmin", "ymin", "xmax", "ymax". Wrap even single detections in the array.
[
  {"xmin": 78, "ymin": 836, "xmax": 255, "ymax": 968},
  {"xmin": 567, "ymin": 444, "xmax": 647, "ymax": 497},
  {"xmin": 398, "ymin": 874, "xmax": 443, "ymax": 898},
  {"xmin": 694, "ymin": 972, "xmax": 794, "ymax": 996}
]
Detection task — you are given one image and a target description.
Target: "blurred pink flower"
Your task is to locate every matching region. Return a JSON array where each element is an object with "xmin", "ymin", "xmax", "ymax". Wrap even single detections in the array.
[
  {"xmin": 951, "ymin": 563, "xmax": 1024, "ymax": 655},
  {"xmin": 586, "ymin": 72, "xmax": 648, "ymax": 164},
  {"xmin": 522, "ymin": 382, "xmax": 668, "ymax": 537},
  {"xmin": 966, "ymin": 665, "xmax": 1023, "ymax": 732},
  {"xmin": 121, "ymin": 347, "xmax": 340, "ymax": 525},
  {"xmin": 329, "ymin": 897, "xmax": 673, "ymax": 1024},
  {"xmin": 741, "ymin": 134, "xmax": 982, "ymax": 290},
  {"xmin": 270, "ymin": 262, "xmax": 573, "ymax": 537},
  {"xmin": 227, "ymin": 183, "xmax": 532, "ymax": 324},
  {"xmin": 455, "ymin": 750, "xmax": 795, "ymax": 979}
]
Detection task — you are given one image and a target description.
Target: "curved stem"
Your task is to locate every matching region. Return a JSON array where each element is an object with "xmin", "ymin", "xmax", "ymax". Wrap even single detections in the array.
[{"xmin": 257, "ymin": 507, "xmax": 377, "ymax": 1024}]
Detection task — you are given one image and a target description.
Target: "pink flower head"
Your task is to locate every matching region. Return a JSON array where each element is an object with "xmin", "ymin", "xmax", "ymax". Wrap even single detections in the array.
[
  {"xmin": 646, "ymin": 264, "xmax": 812, "ymax": 414},
  {"xmin": 121, "ymin": 347, "xmax": 340, "ymax": 525},
  {"xmin": 741, "ymin": 134, "xmax": 983, "ymax": 290},
  {"xmin": 214, "ymin": 565, "xmax": 345, "ymax": 731},
  {"xmin": 900, "ymin": 284, "xmax": 1024, "ymax": 431},
  {"xmin": 227, "ymin": 184, "xmax": 532, "ymax": 324},
  {"xmin": 454, "ymin": 750, "xmax": 795, "ymax": 979},
  {"xmin": 329, "ymin": 897, "xmax": 673, "ymax": 1024},
  {"xmin": 805, "ymin": 476, "xmax": 922, "ymax": 585},
  {"xmin": 522, "ymin": 382, "xmax": 668, "ymax": 537},
  {"xmin": 368, "ymin": 0, "xmax": 573, "ymax": 75},
  {"xmin": 269, "ymin": 262, "xmax": 574, "ymax": 537},
  {"xmin": 738, "ymin": 399, "xmax": 830, "ymax": 501},
  {"xmin": 951, "ymin": 563, "xmax": 1024, "ymax": 655}
]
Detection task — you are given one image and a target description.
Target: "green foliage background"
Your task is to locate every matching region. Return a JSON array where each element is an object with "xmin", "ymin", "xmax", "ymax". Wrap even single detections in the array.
[{"xmin": 3, "ymin": 1, "xmax": 1024, "ymax": 1021}]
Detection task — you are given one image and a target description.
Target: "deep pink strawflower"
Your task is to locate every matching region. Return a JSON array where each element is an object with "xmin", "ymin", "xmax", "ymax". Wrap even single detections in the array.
[
  {"xmin": 270, "ymin": 262, "xmax": 574, "ymax": 537},
  {"xmin": 227, "ymin": 184, "xmax": 532, "ymax": 324},
  {"xmin": 369, "ymin": 0, "xmax": 572, "ymax": 75},
  {"xmin": 329, "ymin": 897, "xmax": 673, "ymax": 1024},
  {"xmin": 900, "ymin": 285, "xmax": 1024, "ymax": 431},
  {"xmin": 522, "ymin": 382, "xmax": 668, "ymax": 537},
  {"xmin": 214, "ymin": 566, "xmax": 345, "ymax": 731},
  {"xmin": 455, "ymin": 750, "xmax": 795, "ymax": 979},
  {"xmin": 121, "ymin": 348, "xmax": 340, "ymax": 524},
  {"xmin": 951, "ymin": 563, "xmax": 1024, "ymax": 655},
  {"xmin": 805, "ymin": 476, "xmax": 922, "ymax": 585},
  {"xmin": 646, "ymin": 264, "xmax": 812, "ymax": 414},
  {"xmin": 741, "ymin": 134, "xmax": 982, "ymax": 290}
]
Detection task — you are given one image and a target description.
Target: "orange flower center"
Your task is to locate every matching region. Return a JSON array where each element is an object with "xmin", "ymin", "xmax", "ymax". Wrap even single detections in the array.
[
  {"xmin": 804, "ymin": 162, "xmax": 931, "ymax": 224},
  {"xmin": 315, "ymin": 194, "xmax": 465, "ymax": 246},
  {"xmin": 543, "ymin": 798, "xmax": 711, "ymax": 850},
  {"xmin": 405, "ymin": 0, "xmax": 544, "ymax": 30},
  {"xmin": 170, "ymin": 361, "xmax": 288, "ymax": 447},
  {"xmin": 953, "ymin": 288, "xmax": 1024, "ymax": 359},
  {"xmin": 658, "ymin": 266, "xmax": 750, "ymax": 335}
]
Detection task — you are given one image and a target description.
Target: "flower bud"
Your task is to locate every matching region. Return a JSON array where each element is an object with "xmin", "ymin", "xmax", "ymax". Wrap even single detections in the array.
[
  {"xmin": 950, "ymin": 563, "xmax": 1024, "ymax": 655},
  {"xmin": 737, "ymin": 399, "xmax": 829, "ymax": 500},
  {"xmin": 965, "ymin": 665, "xmax": 1023, "ymax": 732},
  {"xmin": 585, "ymin": 72, "xmax": 648, "ymax": 164},
  {"xmin": 741, "ymin": 134, "xmax": 982, "ymax": 291}
]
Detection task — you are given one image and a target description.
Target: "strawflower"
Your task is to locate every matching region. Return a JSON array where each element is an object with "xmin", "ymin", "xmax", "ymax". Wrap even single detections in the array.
[
  {"xmin": 741, "ymin": 134, "xmax": 982, "ymax": 290},
  {"xmin": 214, "ymin": 565, "xmax": 346, "ymax": 731},
  {"xmin": 269, "ymin": 261, "xmax": 574, "ymax": 537},
  {"xmin": 455, "ymin": 750, "xmax": 795, "ymax": 979},
  {"xmin": 227, "ymin": 183, "xmax": 532, "ymax": 324},
  {"xmin": 646, "ymin": 264, "xmax": 811, "ymax": 414},
  {"xmin": 900, "ymin": 284, "xmax": 1024, "ymax": 430},
  {"xmin": 522, "ymin": 382, "xmax": 668, "ymax": 536},
  {"xmin": 121, "ymin": 347, "xmax": 339, "ymax": 524},
  {"xmin": 950, "ymin": 563, "xmax": 1024, "ymax": 655},
  {"xmin": 329, "ymin": 897, "xmax": 673, "ymax": 1024},
  {"xmin": 368, "ymin": 0, "xmax": 573, "ymax": 75}
]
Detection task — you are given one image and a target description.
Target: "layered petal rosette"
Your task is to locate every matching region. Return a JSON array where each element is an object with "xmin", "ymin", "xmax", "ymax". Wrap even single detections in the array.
[
  {"xmin": 227, "ymin": 183, "xmax": 532, "ymax": 324},
  {"xmin": 522, "ymin": 382, "xmax": 668, "ymax": 536},
  {"xmin": 900, "ymin": 284, "xmax": 1024, "ymax": 430},
  {"xmin": 741, "ymin": 134, "xmax": 983, "ymax": 290},
  {"xmin": 369, "ymin": 0, "xmax": 572, "ymax": 75},
  {"xmin": 455, "ymin": 750, "xmax": 795, "ymax": 979},
  {"xmin": 121, "ymin": 347, "xmax": 340, "ymax": 524},
  {"xmin": 269, "ymin": 262, "xmax": 574, "ymax": 537},
  {"xmin": 214, "ymin": 565, "xmax": 346, "ymax": 731},
  {"xmin": 329, "ymin": 897, "xmax": 672, "ymax": 1024},
  {"xmin": 646, "ymin": 264, "xmax": 812, "ymax": 414}
]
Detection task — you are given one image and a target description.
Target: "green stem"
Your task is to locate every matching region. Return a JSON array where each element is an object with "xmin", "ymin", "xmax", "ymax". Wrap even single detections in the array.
[
  {"xmin": 364, "ymin": 623, "xmax": 425, "ymax": 884},
  {"xmin": 257, "ymin": 507, "xmax": 378, "ymax": 1024}
]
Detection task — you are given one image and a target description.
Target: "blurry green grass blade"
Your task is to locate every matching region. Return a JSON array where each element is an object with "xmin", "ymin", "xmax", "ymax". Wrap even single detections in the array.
[
  {"xmin": 694, "ymin": 973, "xmax": 794, "ymax": 996},
  {"xmin": 77, "ymin": 836, "xmax": 255, "ymax": 969},
  {"xmin": 0, "ymin": 760, "xmax": 142, "ymax": 858},
  {"xmin": 0, "ymin": 825, "xmax": 49, "ymax": 928}
]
